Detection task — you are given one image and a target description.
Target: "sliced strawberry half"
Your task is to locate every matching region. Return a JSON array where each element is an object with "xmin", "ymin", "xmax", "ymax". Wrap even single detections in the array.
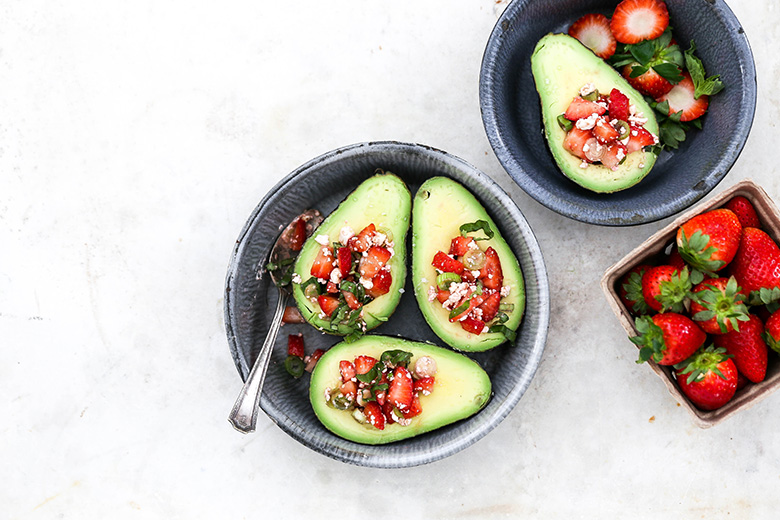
[
  {"xmin": 413, "ymin": 377, "xmax": 435, "ymax": 396},
  {"xmin": 460, "ymin": 315, "xmax": 486, "ymax": 335},
  {"xmin": 339, "ymin": 360, "xmax": 356, "ymax": 382},
  {"xmin": 342, "ymin": 290, "xmax": 361, "ymax": 310},
  {"xmin": 610, "ymin": 0, "xmax": 669, "ymax": 44},
  {"xmin": 563, "ymin": 127, "xmax": 593, "ymax": 161},
  {"xmin": 401, "ymin": 394, "xmax": 423, "ymax": 419},
  {"xmin": 601, "ymin": 142, "xmax": 627, "ymax": 170},
  {"xmin": 564, "ymin": 97, "xmax": 606, "ymax": 121},
  {"xmin": 310, "ymin": 246, "xmax": 334, "ymax": 279},
  {"xmin": 608, "ymin": 88, "xmax": 630, "ymax": 121},
  {"xmin": 337, "ymin": 246, "xmax": 353, "ymax": 274},
  {"xmin": 354, "ymin": 355, "xmax": 377, "ymax": 375},
  {"xmin": 362, "ymin": 401, "xmax": 385, "ymax": 430},
  {"xmin": 480, "ymin": 247, "xmax": 504, "ymax": 290},
  {"xmin": 656, "ymin": 73, "xmax": 709, "ymax": 122},
  {"xmin": 593, "ymin": 117, "xmax": 620, "ymax": 144},
  {"xmin": 358, "ymin": 246, "xmax": 391, "ymax": 279},
  {"xmin": 388, "ymin": 366, "xmax": 414, "ymax": 411},
  {"xmin": 449, "ymin": 235, "xmax": 476, "ymax": 257},
  {"xmin": 477, "ymin": 291, "xmax": 501, "ymax": 323},
  {"xmin": 317, "ymin": 294, "xmax": 340, "ymax": 317},
  {"xmin": 432, "ymin": 251, "xmax": 465, "ymax": 275},
  {"xmin": 365, "ymin": 267, "xmax": 392, "ymax": 299},
  {"xmin": 350, "ymin": 223, "xmax": 375, "ymax": 252},
  {"xmin": 568, "ymin": 13, "xmax": 617, "ymax": 59},
  {"xmin": 622, "ymin": 64, "xmax": 673, "ymax": 98},
  {"xmin": 626, "ymin": 125, "xmax": 656, "ymax": 153}
]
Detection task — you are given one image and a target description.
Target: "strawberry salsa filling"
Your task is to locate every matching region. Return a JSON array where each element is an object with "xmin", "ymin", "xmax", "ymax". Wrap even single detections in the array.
[
  {"xmin": 427, "ymin": 220, "xmax": 516, "ymax": 342},
  {"xmin": 559, "ymin": 83, "xmax": 658, "ymax": 170},
  {"xmin": 294, "ymin": 223, "xmax": 395, "ymax": 342},
  {"xmin": 325, "ymin": 349, "xmax": 438, "ymax": 430}
]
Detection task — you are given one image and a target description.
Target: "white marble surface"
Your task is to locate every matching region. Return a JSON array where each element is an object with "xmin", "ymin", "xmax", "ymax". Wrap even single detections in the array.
[{"xmin": 3, "ymin": 0, "xmax": 780, "ymax": 517}]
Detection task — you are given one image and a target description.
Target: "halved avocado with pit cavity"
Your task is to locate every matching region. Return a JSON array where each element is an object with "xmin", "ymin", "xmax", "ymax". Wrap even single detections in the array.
[
  {"xmin": 309, "ymin": 335, "xmax": 491, "ymax": 445},
  {"xmin": 292, "ymin": 172, "xmax": 411, "ymax": 334},
  {"xmin": 531, "ymin": 33, "xmax": 658, "ymax": 193},
  {"xmin": 412, "ymin": 177, "xmax": 524, "ymax": 351}
]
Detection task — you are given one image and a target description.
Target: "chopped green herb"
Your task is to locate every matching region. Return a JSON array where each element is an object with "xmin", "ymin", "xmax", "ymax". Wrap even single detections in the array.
[{"xmin": 459, "ymin": 220, "xmax": 494, "ymax": 241}]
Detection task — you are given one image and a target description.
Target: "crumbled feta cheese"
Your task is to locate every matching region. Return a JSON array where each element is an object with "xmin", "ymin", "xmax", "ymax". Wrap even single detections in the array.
[
  {"xmin": 580, "ymin": 161, "xmax": 589, "ymax": 169},
  {"xmin": 338, "ymin": 225, "xmax": 355, "ymax": 244},
  {"xmin": 467, "ymin": 240, "xmax": 480, "ymax": 250},
  {"xmin": 314, "ymin": 234, "xmax": 329, "ymax": 246},
  {"xmin": 330, "ymin": 269, "xmax": 342, "ymax": 284},
  {"xmin": 373, "ymin": 232, "xmax": 387, "ymax": 247},
  {"xmin": 629, "ymin": 112, "xmax": 648, "ymax": 126},
  {"xmin": 359, "ymin": 277, "xmax": 374, "ymax": 290},
  {"xmin": 616, "ymin": 148, "xmax": 626, "ymax": 161},
  {"xmin": 317, "ymin": 278, "xmax": 327, "ymax": 284},
  {"xmin": 291, "ymin": 273, "xmax": 302, "ymax": 284},
  {"xmin": 500, "ymin": 285, "xmax": 511, "ymax": 297},
  {"xmin": 427, "ymin": 286, "xmax": 438, "ymax": 302},
  {"xmin": 579, "ymin": 83, "xmax": 596, "ymax": 97},
  {"xmin": 576, "ymin": 112, "xmax": 599, "ymax": 130},
  {"xmin": 471, "ymin": 270, "xmax": 481, "ymax": 278},
  {"xmin": 482, "ymin": 326, "xmax": 490, "ymax": 334}
]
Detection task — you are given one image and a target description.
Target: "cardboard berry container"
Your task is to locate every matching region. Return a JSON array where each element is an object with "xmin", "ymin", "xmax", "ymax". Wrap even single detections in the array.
[{"xmin": 601, "ymin": 179, "xmax": 780, "ymax": 428}]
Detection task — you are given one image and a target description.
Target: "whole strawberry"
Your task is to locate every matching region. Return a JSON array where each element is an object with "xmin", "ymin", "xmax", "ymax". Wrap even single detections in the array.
[
  {"xmin": 724, "ymin": 196, "xmax": 761, "ymax": 229},
  {"xmin": 631, "ymin": 313, "xmax": 706, "ymax": 365},
  {"xmin": 713, "ymin": 314, "xmax": 768, "ymax": 383},
  {"xmin": 689, "ymin": 277, "xmax": 750, "ymax": 335},
  {"xmin": 641, "ymin": 265, "xmax": 701, "ymax": 313},
  {"xmin": 674, "ymin": 346, "xmax": 738, "ymax": 411},
  {"xmin": 619, "ymin": 264, "xmax": 653, "ymax": 315},
  {"xmin": 729, "ymin": 227, "xmax": 780, "ymax": 296},
  {"xmin": 677, "ymin": 209, "xmax": 742, "ymax": 274},
  {"xmin": 762, "ymin": 309, "xmax": 780, "ymax": 355}
]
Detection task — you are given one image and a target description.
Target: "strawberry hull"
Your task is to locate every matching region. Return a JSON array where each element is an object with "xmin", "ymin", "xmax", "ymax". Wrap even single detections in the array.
[{"xmin": 602, "ymin": 179, "xmax": 780, "ymax": 428}]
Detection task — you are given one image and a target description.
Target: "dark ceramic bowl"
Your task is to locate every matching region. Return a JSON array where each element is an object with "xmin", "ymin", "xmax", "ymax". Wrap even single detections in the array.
[
  {"xmin": 224, "ymin": 141, "xmax": 550, "ymax": 467},
  {"xmin": 480, "ymin": 0, "xmax": 756, "ymax": 226}
]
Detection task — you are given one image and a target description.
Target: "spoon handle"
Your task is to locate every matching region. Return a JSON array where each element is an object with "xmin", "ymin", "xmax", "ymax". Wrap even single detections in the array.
[{"xmin": 228, "ymin": 289, "xmax": 288, "ymax": 433}]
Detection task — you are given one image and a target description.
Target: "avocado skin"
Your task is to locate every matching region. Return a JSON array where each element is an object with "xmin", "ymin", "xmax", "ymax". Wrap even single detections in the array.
[
  {"xmin": 292, "ymin": 173, "xmax": 411, "ymax": 335},
  {"xmin": 412, "ymin": 177, "xmax": 525, "ymax": 352},
  {"xmin": 309, "ymin": 335, "xmax": 491, "ymax": 445},
  {"xmin": 531, "ymin": 33, "xmax": 659, "ymax": 193}
]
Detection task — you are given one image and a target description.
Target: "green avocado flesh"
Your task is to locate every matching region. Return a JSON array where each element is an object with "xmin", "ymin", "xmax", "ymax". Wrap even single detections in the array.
[
  {"xmin": 412, "ymin": 177, "xmax": 525, "ymax": 351},
  {"xmin": 531, "ymin": 33, "xmax": 658, "ymax": 193},
  {"xmin": 292, "ymin": 173, "xmax": 411, "ymax": 334},
  {"xmin": 309, "ymin": 335, "xmax": 492, "ymax": 445}
]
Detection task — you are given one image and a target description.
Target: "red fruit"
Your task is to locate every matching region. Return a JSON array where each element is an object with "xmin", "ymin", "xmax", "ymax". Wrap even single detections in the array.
[
  {"xmin": 401, "ymin": 394, "xmax": 423, "ymax": 419},
  {"xmin": 568, "ymin": 13, "xmax": 617, "ymax": 59},
  {"xmin": 311, "ymin": 246, "xmax": 335, "ymax": 279},
  {"xmin": 762, "ymin": 309, "xmax": 780, "ymax": 355},
  {"xmin": 342, "ymin": 290, "xmax": 361, "ymax": 310},
  {"xmin": 480, "ymin": 247, "xmax": 504, "ymax": 290},
  {"xmin": 358, "ymin": 246, "xmax": 391, "ymax": 279},
  {"xmin": 340, "ymin": 380, "xmax": 358, "ymax": 399},
  {"xmin": 450, "ymin": 294, "xmax": 484, "ymax": 323},
  {"xmin": 608, "ymin": 88, "xmax": 630, "ymax": 121},
  {"xmin": 381, "ymin": 401, "xmax": 395, "ymax": 424},
  {"xmin": 304, "ymin": 348, "xmax": 325, "ymax": 372},
  {"xmin": 564, "ymin": 97, "xmax": 607, "ymax": 121},
  {"xmin": 362, "ymin": 401, "xmax": 385, "ymax": 430},
  {"xmin": 354, "ymin": 355, "xmax": 377, "ymax": 375},
  {"xmin": 667, "ymin": 248, "xmax": 686, "ymax": 271},
  {"xmin": 366, "ymin": 267, "xmax": 392, "ymax": 299},
  {"xmin": 449, "ymin": 235, "xmax": 476, "ymax": 257},
  {"xmin": 724, "ymin": 196, "xmax": 761, "ymax": 229},
  {"xmin": 675, "ymin": 346, "xmax": 738, "ymax": 411},
  {"xmin": 600, "ymin": 142, "xmax": 628, "ymax": 170},
  {"xmin": 563, "ymin": 127, "xmax": 593, "ymax": 160},
  {"xmin": 414, "ymin": 377, "xmax": 435, "ymax": 396},
  {"xmin": 728, "ymin": 227, "xmax": 780, "ymax": 295},
  {"xmin": 689, "ymin": 277, "xmax": 749, "ymax": 335},
  {"xmin": 317, "ymin": 294, "xmax": 340, "ymax": 317},
  {"xmin": 656, "ymin": 73, "xmax": 709, "ymax": 122},
  {"xmin": 388, "ymin": 366, "xmax": 414, "ymax": 411},
  {"xmin": 641, "ymin": 265, "xmax": 693, "ymax": 313},
  {"xmin": 287, "ymin": 334, "xmax": 304, "ymax": 358},
  {"xmin": 619, "ymin": 264, "xmax": 653, "ymax": 316},
  {"xmin": 713, "ymin": 314, "xmax": 768, "ymax": 383},
  {"xmin": 281, "ymin": 305, "xmax": 305, "ymax": 324},
  {"xmin": 631, "ymin": 312, "xmax": 706, "ymax": 365},
  {"xmin": 337, "ymin": 246, "xmax": 353, "ymax": 274},
  {"xmin": 610, "ymin": 0, "xmax": 669, "ymax": 44},
  {"xmin": 626, "ymin": 125, "xmax": 656, "ymax": 154},
  {"xmin": 326, "ymin": 281, "xmax": 339, "ymax": 294},
  {"xmin": 339, "ymin": 360, "xmax": 356, "ymax": 382},
  {"xmin": 622, "ymin": 64, "xmax": 673, "ymax": 98},
  {"xmin": 460, "ymin": 315, "xmax": 486, "ymax": 335},
  {"xmin": 677, "ymin": 209, "xmax": 743, "ymax": 274},
  {"xmin": 289, "ymin": 217, "xmax": 307, "ymax": 252},
  {"xmin": 477, "ymin": 290, "xmax": 501, "ymax": 323},
  {"xmin": 432, "ymin": 251, "xmax": 465, "ymax": 275},
  {"xmin": 593, "ymin": 117, "xmax": 620, "ymax": 144},
  {"xmin": 436, "ymin": 290, "xmax": 450, "ymax": 304},
  {"xmin": 351, "ymin": 223, "xmax": 376, "ymax": 252},
  {"xmin": 736, "ymin": 371, "xmax": 750, "ymax": 391}
]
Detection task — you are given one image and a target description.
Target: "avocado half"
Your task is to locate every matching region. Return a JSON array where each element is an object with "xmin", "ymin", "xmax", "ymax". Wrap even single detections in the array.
[
  {"xmin": 309, "ymin": 335, "xmax": 492, "ymax": 445},
  {"xmin": 412, "ymin": 177, "xmax": 525, "ymax": 351},
  {"xmin": 292, "ymin": 173, "xmax": 411, "ymax": 334},
  {"xmin": 531, "ymin": 33, "xmax": 659, "ymax": 193}
]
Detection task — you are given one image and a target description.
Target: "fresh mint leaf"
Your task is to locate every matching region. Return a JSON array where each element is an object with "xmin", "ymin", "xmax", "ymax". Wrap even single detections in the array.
[{"xmin": 684, "ymin": 41, "xmax": 724, "ymax": 98}]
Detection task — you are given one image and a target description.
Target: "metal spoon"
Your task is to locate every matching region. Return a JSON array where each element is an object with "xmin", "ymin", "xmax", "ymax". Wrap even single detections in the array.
[{"xmin": 228, "ymin": 208, "xmax": 323, "ymax": 433}]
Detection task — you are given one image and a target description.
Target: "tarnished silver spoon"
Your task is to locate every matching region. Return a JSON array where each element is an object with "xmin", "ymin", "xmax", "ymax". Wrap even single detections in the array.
[{"xmin": 228, "ymin": 208, "xmax": 323, "ymax": 433}]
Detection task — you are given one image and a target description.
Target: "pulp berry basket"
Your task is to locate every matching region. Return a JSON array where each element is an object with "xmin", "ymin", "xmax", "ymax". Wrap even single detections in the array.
[{"xmin": 601, "ymin": 179, "xmax": 780, "ymax": 428}]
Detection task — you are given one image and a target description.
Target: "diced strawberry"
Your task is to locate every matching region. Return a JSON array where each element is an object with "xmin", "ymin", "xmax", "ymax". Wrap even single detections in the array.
[
  {"xmin": 381, "ymin": 401, "xmax": 395, "ymax": 425},
  {"xmin": 326, "ymin": 281, "xmax": 339, "ymax": 293},
  {"xmin": 601, "ymin": 142, "xmax": 628, "ymax": 170},
  {"xmin": 304, "ymin": 348, "xmax": 325, "ymax": 372},
  {"xmin": 656, "ymin": 73, "xmax": 709, "ymax": 122},
  {"xmin": 460, "ymin": 316, "xmax": 486, "ymax": 335},
  {"xmin": 622, "ymin": 64, "xmax": 673, "ymax": 98},
  {"xmin": 449, "ymin": 294, "xmax": 484, "ymax": 323},
  {"xmin": 281, "ymin": 306, "xmax": 305, "ymax": 324},
  {"xmin": 317, "ymin": 294, "xmax": 340, "ymax": 317},
  {"xmin": 402, "ymin": 394, "xmax": 423, "ymax": 419},
  {"xmin": 354, "ymin": 355, "xmax": 377, "ymax": 375},
  {"xmin": 563, "ymin": 127, "xmax": 593, "ymax": 161},
  {"xmin": 362, "ymin": 401, "xmax": 385, "ymax": 430},
  {"xmin": 337, "ymin": 246, "xmax": 353, "ymax": 274},
  {"xmin": 359, "ymin": 246, "xmax": 391, "ymax": 279},
  {"xmin": 342, "ymin": 291, "xmax": 361, "ymax": 310},
  {"xmin": 388, "ymin": 366, "xmax": 414, "ymax": 411},
  {"xmin": 340, "ymin": 380, "xmax": 357, "ymax": 399},
  {"xmin": 366, "ymin": 267, "xmax": 392, "ymax": 299},
  {"xmin": 339, "ymin": 360, "xmax": 356, "ymax": 382},
  {"xmin": 449, "ymin": 235, "xmax": 476, "ymax": 257},
  {"xmin": 626, "ymin": 125, "xmax": 656, "ymax": 153},
  {"xmin": 289, "ymin": 218, "xmax": 307, "ymax": 252},
  {"xmin": 477, "ymin": 291, "xmax": 501, "ymax": 323},
  {"xmin": 351, "ymin": 224, "xmax": 376, "ymax": 252},
  {"xmin": 610, "ymin": 0, "xmax": 669, "ymax": 44},
  {"xmin": 310, "ymin": 246, "xmax": 334, "ymax": 279},
  {"xmin": 287, "ymin": 334, "xmax": 304, "ymax": 358},
  {"xmin": 564, "ymin": 97, "xmax": 607, "ymax": 121},
  {"xmin": 568, "ymin": 13, "xmax": 616, "ymax": 59},
  {"xmin": 414, "ymin": 377, "xmax": 435, "ymax": 396},
  {"xmin": 480, "ymin": 247, "xmax": 503, "ymax": 290},
  {"xmin": 608, "ymin": 88, "xmax": 630, "ymax": 121},
  {"xmin": 436, "ymin": 290, "xmax": 450, "ymax": 304},
  {"xmin": 593, "ymin": 117, "xmax": 620, "ymax": 144},
  {"xmin": 462, "ymin": 270, "xmax": 476, "ymax": 283},
  {"xmin": 432, "ymin": 251, "xmax": 465, "ymax": 275}
]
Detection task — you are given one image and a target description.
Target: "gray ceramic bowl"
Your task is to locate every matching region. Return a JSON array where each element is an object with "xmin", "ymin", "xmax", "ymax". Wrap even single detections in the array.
[
  {"xmin": 224, "ymin": 141, "xmax": 549, "ymax": 467},
  {"xmin": 480, "ymin": 0, "xmax": 756, "ymax": 226}
]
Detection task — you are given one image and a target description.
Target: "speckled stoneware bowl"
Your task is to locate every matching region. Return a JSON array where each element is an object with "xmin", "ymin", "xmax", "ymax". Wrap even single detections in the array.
[
  {"xmin": 224, "ymin": 141, "xmax": 550, "ymax": 467},
  {"xmin": 480, "ymin": 0, "xmax": 756, "ymax": 226}
]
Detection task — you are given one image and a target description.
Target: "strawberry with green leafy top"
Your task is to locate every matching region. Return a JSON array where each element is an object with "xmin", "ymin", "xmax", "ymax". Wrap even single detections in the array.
[
  {"xmin": 676, "ymin": 209, "xmax": 742, "ymax": 274},
  {"xmin": 729, "ymin": 227, "xmax": 780, "ymax": 296},
  {"xmin": 762, "ymin": 309, "xmax": 780, "ymax": 355},
  {"xmin": 631, "ymin": 312, "xmax": 706, "ymax": 365},
  {"xmin": 674, "ymin": 346, "xmax": 738, "ymax": 411},
  {"xmin": 689, "ymin": 277, "xmax": 750, "ymax": 334},
  {"xmin": 713, "ymin": 314, "xmax": 768, "ymax": 383},
  {"xmin": 641, "ymin": 265, "xmax": 701, "ymax": 313},
  {"xmin": 619, "ymin": 264, "xmax": 653, "ymax": 315}
]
